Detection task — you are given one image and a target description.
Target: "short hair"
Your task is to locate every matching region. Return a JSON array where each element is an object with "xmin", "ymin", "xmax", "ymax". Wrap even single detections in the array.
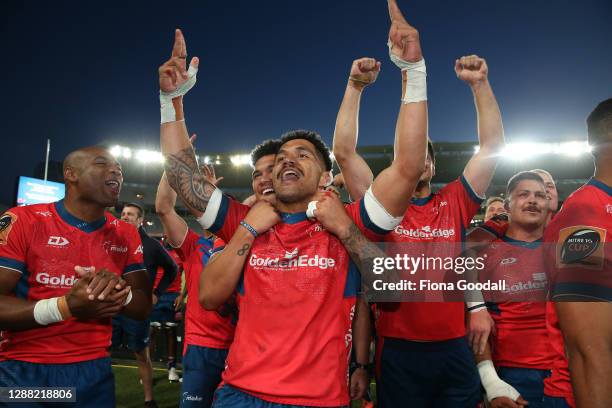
[
  {"xmin": 124, "ymin": 202, "xmax": 145, "ymax": 218},
  {"xmin": 531, "ymin": 168, "xmax": 554, "ymax": 183},
  {"xmin": 250, "ymin": 139, "xmax": 281, "ymax": 167},
  {"xmin": 587, "ymin": 98, "xmax": 612, "ymax": 152},
  {"xmin": 485, "ymin": 196, "xmax": 504, "ymax": 208},
  {"xmin": 506, "ymin": 171, "xmax": 544, "ymax": 196},
  {"xmin": 427, "ymin": 139, "xmax": 435, "ymax": 163},
  {"xmin": 279, "ymin": 130, "xmax": 333, "ymax": 171}
]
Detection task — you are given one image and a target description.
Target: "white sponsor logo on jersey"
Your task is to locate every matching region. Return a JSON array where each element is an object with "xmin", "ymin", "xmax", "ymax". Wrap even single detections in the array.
[
  {"xmin": 47, "ymin": 236, "xmax": 69, "ymax": 247},
  {"xmin": 134, "ymin": 245, "xmax": 144, "ymax": 255},
  {"xmin": 103, "ymin": 241, "xmax": 128, "ymax": 253},
  {"xmin": 502, "ymin": 273, "xmax": 548, "ymax": 293},
  {"xmin": 394, "ymin": 225, "xmax": 456, "ymax": 239},
  {"xmin": 36, "ymin": 272, "xmax": 77, "ymax": 288},
  {"xmin": 36, "ymin": 211, "xmax": 52, "ymax": 217},
  {"xmin": 249, "ymin": 251, "xmax": 336, "ymax": 270},
  {"xmin": 500, "ymin": 257, "xmax": 517, "ymax": 265},
  {"xmin": 607, "ymin": 204, "xmax": 612, "ymax": 214}
]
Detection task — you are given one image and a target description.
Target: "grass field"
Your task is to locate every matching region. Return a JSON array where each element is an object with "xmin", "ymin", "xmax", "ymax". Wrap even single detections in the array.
[{"xmin": 113, "ymin": 362, "xmax": 374, "ymax": 407}]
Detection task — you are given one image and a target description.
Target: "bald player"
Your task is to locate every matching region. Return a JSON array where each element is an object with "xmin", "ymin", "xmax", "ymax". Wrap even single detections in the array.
[{"xmin": 0, "ymin": 146, "xmax": 151, "ymax": 407}]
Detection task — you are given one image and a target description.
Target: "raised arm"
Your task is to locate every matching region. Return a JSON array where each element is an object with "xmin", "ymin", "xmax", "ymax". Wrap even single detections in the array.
[
  {"xmin": 158, "ymin": 29, "xmax": 216, "ymax": 214},
  {"xmin": 457, "ymin": 55, "xmax": 505, "ymax": 196},
  {"xmin": 332, "ymin": 58, "xmax": 379, "ymax": 201},
  {"xmin": 369, "ymin": 0, "xmax": 428, "ymax": 216},
  {"xmin": 155, "ymin": 172, "xmax": 189, "ymax": 247}
]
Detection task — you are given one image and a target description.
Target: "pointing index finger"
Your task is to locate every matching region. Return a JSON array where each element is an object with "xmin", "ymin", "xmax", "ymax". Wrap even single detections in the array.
[
  {"xmin": 387, "ymin": 0, "xmax": 407, "ymax": 23},
  {"xmin": 171, "ymin": 28, "xmax": 187, "ymax": 57}
]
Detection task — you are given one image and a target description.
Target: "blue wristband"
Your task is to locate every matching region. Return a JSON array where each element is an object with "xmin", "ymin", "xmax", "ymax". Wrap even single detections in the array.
[{"xmin": 240, "ymin": 220, "xmax": 258, "ymax": 238}]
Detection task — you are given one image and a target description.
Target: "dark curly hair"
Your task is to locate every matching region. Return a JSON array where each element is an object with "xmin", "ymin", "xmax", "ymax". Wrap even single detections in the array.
[
  {"xmin": 250, "ymin": 139, "xmax": 281, "ymax": 167},
  {"xmin": 279, "ymin": 130, "xmax": 333, "ymax": 171}
]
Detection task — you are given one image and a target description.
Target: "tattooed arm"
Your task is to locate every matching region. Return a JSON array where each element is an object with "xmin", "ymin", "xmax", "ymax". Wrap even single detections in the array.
[{"xmin": 200, "ymin": 201, "xmax": 280, "ymax": 310}]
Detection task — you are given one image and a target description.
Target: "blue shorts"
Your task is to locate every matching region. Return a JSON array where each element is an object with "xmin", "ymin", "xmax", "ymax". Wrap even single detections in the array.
[
  {"xmin": 0, "ymin": 357, "xmax": 114, "ymax": 407},
  {"xmin": 150, "ymin": 292, "xmax": 180, "ymax": 324},
  {"xmin": 376, "ymin": 336, "xmax": 481, "ymax": 408},
  {"xmin": 180, "ymin": 345, "xmax": 228, "ymax": 408},
  {"xmin": 212, "ymin": 384, "xmax": 348, "ymax": 408},
  {"xmin": 112, "ymin": 315, "xmax": 150, "ymax": 352},
  {"xmin": 497, "ymin": 367, "xmax": 550, "ymax": 408}
]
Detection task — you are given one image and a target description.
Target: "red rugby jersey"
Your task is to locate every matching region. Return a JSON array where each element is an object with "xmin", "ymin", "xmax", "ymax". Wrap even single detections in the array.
[
  {"xmin": 543, "ymin": 179, "xmax": 611, "ymax": 405},
  {"xmin": 153, "ymin": 248, "xmax": 183, "ymax": 293},
  {"xmin": 480, "ymin": 237, "xmax": 552, "ymax": 369},
  {"xmin": 378, "ymin": 176, "xmax": 483, "ymax": 341},
  {"xmin": 0, "ymin": 200, "xmax": 145, "ymax": 363},
  {"xmin": 174, "ymin": 230, "xmax": 235, "ymax": 350},
  {"xmin": 199, "ymin": 190, "xmax": 390, "ymax": 406}
]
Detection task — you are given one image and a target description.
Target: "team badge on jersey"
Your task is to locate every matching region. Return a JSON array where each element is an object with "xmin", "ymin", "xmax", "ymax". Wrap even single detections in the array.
[
  {"xmin": 0, "ymin": 212, "xmax": 17, "ymax": 245},
  {"xmin": 557, "ymin": 226, "xmax": 606, "ymax": 270}
]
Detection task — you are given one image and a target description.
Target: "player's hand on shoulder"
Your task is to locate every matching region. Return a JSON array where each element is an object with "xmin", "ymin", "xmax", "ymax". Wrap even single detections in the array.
[
  {"xmin": 455, "ymin": 55, "xmax": 488, "ymax": 86},
  {"xmin": 313, "ymin": 191, "xmax": 353, "ymax": 240},
  {"xmin": 244, "ymin": 200, "xmax": 280, "ymax": 235}
]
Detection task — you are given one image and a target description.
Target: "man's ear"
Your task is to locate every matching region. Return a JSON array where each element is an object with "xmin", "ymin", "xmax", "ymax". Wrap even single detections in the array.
[
  {"xmin": 64, "ymin": 167, "xmax": 78, "ymax": 183},
  {"xmin": 504, "ymin": 199, "xmax": 510, "ymax": 212}
]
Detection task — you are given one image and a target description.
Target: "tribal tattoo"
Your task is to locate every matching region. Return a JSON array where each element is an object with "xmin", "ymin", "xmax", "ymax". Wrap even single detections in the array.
[{"xmin": 164, "ymin": 146, "xmax": 216, "ymax": 212}]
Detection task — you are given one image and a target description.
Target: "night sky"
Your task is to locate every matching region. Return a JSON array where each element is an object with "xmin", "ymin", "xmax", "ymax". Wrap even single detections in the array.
[{"xmin": 1, "ymin": 0, "xmax": 611, "ymax": 206}]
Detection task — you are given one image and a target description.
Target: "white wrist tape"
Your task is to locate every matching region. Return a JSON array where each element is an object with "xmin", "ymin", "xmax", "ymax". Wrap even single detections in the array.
[
  {"xmin": 478, "ymin": 360, "xmax": 521, "ymax": 402},
  {"xmin": 387, "ymin": 40, "xmax": 427, "ymax": 104},
  {"xmin": 33, "ymin": 297, "xmax": 65, "ymax": 325},
  {"xmin": 306, "ymin": 201, "xmax": 318, "ymax": 220},
  {"xmin": 160, "ymin": 64, "xmax": 198, "ymax": 124},
  {"xmin": 124, "ymin": 289, "xmax": 133, "ymax": 306}
]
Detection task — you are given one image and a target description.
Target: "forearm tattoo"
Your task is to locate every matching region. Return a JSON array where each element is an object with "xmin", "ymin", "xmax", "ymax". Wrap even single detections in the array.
[
  {"xmin": 164, "ymin": 147, "xmax": 216, "ymax": 212},
  {"xmin": 341, "ymin": 224, "xmax": 400, "ymax": 302},
  {"xmin": 237, "ymin": 244, "xmax": 251, "ymax": 257}
]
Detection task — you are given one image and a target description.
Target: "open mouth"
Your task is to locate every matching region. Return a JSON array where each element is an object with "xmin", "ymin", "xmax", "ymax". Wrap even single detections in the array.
[
  {"xmin": 262, "ymin": 187, "xmax": 275, "ymax": 196},
  {"xmin": 280, "ymin": 169, "xmax": 300, "ymax": 182},
  {"xmin": 524, "ymin": 206, "xmax": 541, "ymax": 214},
  {"xmin": 105, "ymin": 180, "xmax": 120, "ymax": 195}
]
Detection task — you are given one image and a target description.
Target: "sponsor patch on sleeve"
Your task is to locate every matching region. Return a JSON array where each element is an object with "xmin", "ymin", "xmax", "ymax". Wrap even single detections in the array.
[
  {"xmin": 557, "ymin": 226, "xmax": 606, "ymax": 270},
  {"xmin": 0, "ymin": 212, "xmax": 17, "ymax": 246}
]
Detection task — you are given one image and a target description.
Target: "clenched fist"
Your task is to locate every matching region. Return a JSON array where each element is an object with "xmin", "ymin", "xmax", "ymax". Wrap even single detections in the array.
[
  {"xmin": 455, "ymin": 55, "xmax": 488, "ymax": 86},
  {"xmin": 349, "ymin": 58, "xmax": 381, "ymax": 90},
  {"xmin": 243, "ymin": 200, "xmax": 280, "ymax": 235}
]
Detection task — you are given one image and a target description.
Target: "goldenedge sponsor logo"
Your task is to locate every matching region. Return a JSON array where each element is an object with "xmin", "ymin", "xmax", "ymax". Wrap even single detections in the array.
[
  {"xmin": 36, "ymin": 272, "xmax": 77, "ymax": 287},
  {"xmin": 249, "ymin": 253, "xmax": 336, "ymax": 269},
  {"xmin": 394, "ymin": 225, "xmax": 456, "ymax": 239}
]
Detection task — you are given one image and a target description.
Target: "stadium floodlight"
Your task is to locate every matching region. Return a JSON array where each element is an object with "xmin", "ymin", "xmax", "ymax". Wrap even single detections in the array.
[
  {"xmin": 555, "ymin": 141, "xmax": 590, "ymax": 157},
  {"xmin": 121, "ymin": 147, "xmax": 132, "ymax": 159},
  {"xmin": 110, "ymin": 145, "xmax": 122, "ymax": 157},
  {"xmin": 135, "ymin": 149, "xmax": 164, "ymax": 164},
  {"xmin": 203, "ymin": 156, "xmax": 211, "ymax": 164},
  {"xmin": 230, "ymin": 154, "xmax": 251, "ymax": 167}
]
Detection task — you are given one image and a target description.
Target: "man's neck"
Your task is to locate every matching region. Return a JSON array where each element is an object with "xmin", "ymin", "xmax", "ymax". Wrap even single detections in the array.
[
  {"xmin": 275, "ymin": 200, "xmax": 308, "ymax": 214},
  {"xmin": 413, "ymin": 181, "xmax": 431, "ymax": 199},
  {"xmin": 62, "ymin": 195, "xmax": 106, "ymax": 222},
  {"xmin": 594, "ymin": 149, "xmax": 612, "ymax": 188},
  {"xmin": 505, "ymin": 222, "xmax": 544, "ymax": 242}
]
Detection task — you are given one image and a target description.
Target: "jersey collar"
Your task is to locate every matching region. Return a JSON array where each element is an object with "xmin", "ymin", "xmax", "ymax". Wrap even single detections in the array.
[
  {"xmin": 55, "ymin": 200, "xmax": 107, "ymax": 233},
  {"xmin": 587, "ymin": 178, "xmax": 612, "ymax": 196},
  {"xmin": 501, "ymin": 235, "xmax": 542, "ymax": 249},
  {"xmin": 411, "ymin": 195, "xmax": 433, "ymax": 206},
  {"xmin": 280, "ymin": 212, "xmax": 308, "ymax": 224}
]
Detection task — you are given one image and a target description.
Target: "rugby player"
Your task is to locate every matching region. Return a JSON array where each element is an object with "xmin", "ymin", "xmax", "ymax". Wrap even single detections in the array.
[
  {"xmin": 156, "ymin": 156, "xmax": 244, "ymax": 407},
  {"xmin": 157, "ymin": 8, "xmax": 427, "ymax": 403},
  {"xmin": 0, "ymin": 146, "xmax": 151, "ymax": 407},
  {"xmin": 484, "ymin": 196, "xmax": 506, "ymax": 222},
  {"xmin": 331, "ymin": 2, "xmax": 505, "ymax": 406},
  {"xmin": 543, "ymin": 98, "xmax": 612, "ymax": 408},
  {"xmin": 113, "ymin": 202, "xmax": 177, "ymax": 408},
  {"xmin": 472, "ymin": 171, "xmax": 552, "ymax": 408}
]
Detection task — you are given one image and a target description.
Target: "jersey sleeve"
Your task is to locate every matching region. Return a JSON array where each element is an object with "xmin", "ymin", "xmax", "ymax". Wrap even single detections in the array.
[
  {"xmin": 210, "ymin": 238, "xmax": 226, "ymax": 257},
  {"xmin": 345, "ymin": 187, "xmax": 404, "ymax": 242},
  {"xmin": 195, "ymin": 188, "xmax": 250, "ymax": 242},
  {"xmin": 0, "ymin": 208, "xmax": 29, "ymax": 275},
  {"xmin": 123, "ymin": 224, "xmax": 146, "ymax": 275},
  {"xmin": 442, "ymin": 176, "xmax": 485, "ymax": 228},
  {"xmin": 544, "ymin": 197, "xmax": 611, "ymax": 302},
  {"xmin": 175, "ymin": 229, "xmax": 200, "ymax": 262}
]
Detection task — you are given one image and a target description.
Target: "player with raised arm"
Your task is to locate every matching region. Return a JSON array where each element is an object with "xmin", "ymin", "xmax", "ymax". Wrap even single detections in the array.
[
  {"xmin": 156, "ymin": 150, "xmax": 241, "ymax": 407},
  {"xmin": 331, "ymin": 1, "xmax": 504, "ymax": 406},
  {"xmin": 0, "ymin": 146, "xmax": 151, "ymax": 407},
  {"xmin": 157, "ymin": 11, "xmax": 427, "ymax": 404},
  {"xmin": 543, "ymin": 98, "xmax": 612, "ymax": 408}
]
